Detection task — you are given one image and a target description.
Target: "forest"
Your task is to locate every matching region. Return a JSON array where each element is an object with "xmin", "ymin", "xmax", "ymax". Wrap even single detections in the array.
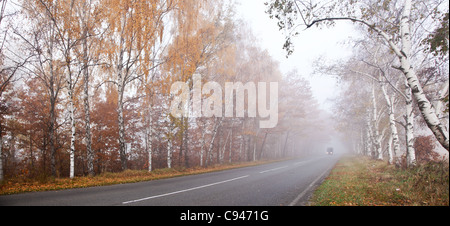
[
  {"xmin": 0, "ymin": 0, "xmax": 449, "ymax": 183},
  {"xmin": 0, "ymin": 0, "xmax": 328, "ymax": 181}
]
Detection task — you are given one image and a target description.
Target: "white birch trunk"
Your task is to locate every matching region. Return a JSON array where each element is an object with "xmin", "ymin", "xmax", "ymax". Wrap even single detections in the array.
[
  {"xmin": 239, "ymin": 136, "xmax": 243, "ymax": 161},
  {"xmin": 167, "ymin": 138, "xmax": 172, "ymax": 169},
  {"xmin": 405, "ymin": 84, "xmax": 417, "ymax": 168},
  {"xmin": 220, "ymin": 131, "xmax": 231, "ymax": 164},
  {"xmin": 253, "ymin": 142, "xmax": 256, "ymax": 162},
  {"xmin": 239, "ymin": 121, "xmax": 245, "ymax": 161},
  {"xmin": 65, "ymin": 48, "xmax": 76, "ymax": 179},
  {"xmin": 82, "ymin": 22, "xmax": 94, "ymax": 176},
  {"xmin": 253, "ymin": 129, "xmax": 259, "ymax": 162},
  {"xmin": 366, "ymin": 109, "xmax": 375, "ymax": 158},
  {"xmin": 199, "ymin": 127, "xmax": 206, "ymax": 167},
  {"xmin": 0, "ymin": 135, "xmax": 3, "ymax": 182},
  {"xmin": 387, "ymin": 134, "xmax": 394, "ymax": 165},
  {"xmin": 381, "ymin": 83, "xmax": 401, "ymax": 166},
  {"xmin": 371, "ymin": 84, "xmax": 383, "ymax": 160},
  {"xmin": 69, "ymin": 95, "xmax": 76, "ymax": 179},
  {"xmin": 359, "ymin": 130, "xmax": 364, "ymax": 155},
  {"xmin": 146, "ymin": 107, "xmax": 153, "ymax": 172},
  {"xmin": 117, "ymin": 67, "xmax": 127, "ymax": 170},
  {"xmin": 206, "ymin": 117, "xmax": 223, "ymax": 166},
  {"xmin": 434, "ymin": 80, "xmax": 449, "ymax": 121},
  {"xmin": 229, "ymin": 129, "xmax": 233, "ymax": 163},
  {"xmin": 365, "ymin": 125, "xmax": 372, "ymax": 157}
]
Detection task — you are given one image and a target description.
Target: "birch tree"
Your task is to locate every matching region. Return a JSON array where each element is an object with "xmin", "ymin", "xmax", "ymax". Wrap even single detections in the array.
[
  {"xmin": 266, "ymin": 0, "xmax": 449, "ymax": 151},
  {"xmin": 1, "ymin": 0, "xmax": 29, "ymax": 181},
  {"xmin": 75, "ymin": 0, "xmax": 104, "ymax": 176},
  {"xmin": 19, "ymin": 0, "xmax": 68, "ymax": 177},
  {"xmin": 25, "ymin": 0, "xmax": 105, "ymax": 178},
  {"xmin": 35, "ymin": 0, "xmax": 80, "ymax": 179},
  {"xmin": 346, "ymin": 47, "xmax": 405, "ymax": 165},
  {"xmin": 101, "ymin": 0, "xmax": 174, "ymax": 171}
]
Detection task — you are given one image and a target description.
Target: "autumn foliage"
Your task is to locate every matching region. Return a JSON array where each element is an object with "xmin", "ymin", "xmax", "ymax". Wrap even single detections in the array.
[
  {"xmin": 0, "ymin": 0, "xmax": 327, "ymax": 184},
  {"xmin": 414, "ymin": 136, "xmax": 441, "ymax": 165}
]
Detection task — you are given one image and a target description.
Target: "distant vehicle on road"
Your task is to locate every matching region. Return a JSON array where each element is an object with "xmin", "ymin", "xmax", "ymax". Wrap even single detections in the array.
[{"xmin": 327, "ymin": 148, "xmax": 334, "ymax": 155}]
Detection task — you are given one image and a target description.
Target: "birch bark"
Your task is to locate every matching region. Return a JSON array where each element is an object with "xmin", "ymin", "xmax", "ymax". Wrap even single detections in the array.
[
  {"xmin": 220, "ymin": 130, "xmax": 231, "ymax": 164},
  {"xmin": 405, "ymin": 84, "xmax": 416, "ymax": 167},
  {"xmin": 387, "ymin": 134, "xmax": 394, "ymax": 165},
  {"xmin": 366, "ymin": 115, "xmax": 374, "ymax": 157},
  {"xmin": 199, "ymin": 125, "xmax": 206, "ymax": 167},
  {"xmin": 206, "ymin": 117, "xmax": 223, "ymax": 167},
  {"xmin": 381, "ymin": 83, "xmax": 400, "ymax": 166},
  {"xmin": 117, "ymin": 72, "xmax": 127, "ymax": 170},
  {"xmin": 68, "ymin": 79, "xmax": 76, "ymax": 178},
  {"xmin": 146, "ymin": 106, "xmax": 153, "ymax": 171},
  {"xmin": 371, "ymin": 83, "xmax": 383, "ymax": 160},
  {"xmin": 0, "ymin": 134, "xmax": 3, "ymax": 182},
  {"xmin": 81, "ymin": 2, "xmax": 94, "ymax": 176},
  {"xmin": 167, "ymin": 137, "xmax": 172, "ymax": 169}
]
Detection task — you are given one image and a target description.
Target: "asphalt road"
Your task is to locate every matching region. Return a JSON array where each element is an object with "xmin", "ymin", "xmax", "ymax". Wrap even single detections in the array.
[{"xmin": 0, "ymin": 155, "xmax": 341, "ymax": 206}]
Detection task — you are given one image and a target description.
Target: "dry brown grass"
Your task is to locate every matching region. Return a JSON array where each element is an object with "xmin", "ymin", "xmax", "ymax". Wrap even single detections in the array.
[{"xmin": 310, "ymin": 155, "xmax": 449, "ymax": 206}]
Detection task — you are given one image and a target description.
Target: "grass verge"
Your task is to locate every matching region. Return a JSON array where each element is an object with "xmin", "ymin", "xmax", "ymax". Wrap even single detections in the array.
[
  {"xmin": 309, "ymin": 155, "xmax": 449, "ymax": 206},
  {"xmin": 0, "ymin": 160, "xmax": 272, "ymax": 196}
]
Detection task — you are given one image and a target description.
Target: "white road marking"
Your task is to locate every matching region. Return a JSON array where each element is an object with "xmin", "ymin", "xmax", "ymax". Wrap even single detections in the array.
[
  {"xmin": 259, "ymin": 166, "xmax": 289, "ymax": 174},
  {"xmin": 122, "ymin": 175, "xmax": 250, "ymax": 205},
  {"xmin": 289, "ymin": 163, "xmax": 335, "ymax": 206}
]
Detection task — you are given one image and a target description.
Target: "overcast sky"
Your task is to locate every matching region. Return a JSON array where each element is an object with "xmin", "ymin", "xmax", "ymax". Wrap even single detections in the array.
[{"xmin": 235, "ymin": 0, "xmax": 360, "ymax": 113}]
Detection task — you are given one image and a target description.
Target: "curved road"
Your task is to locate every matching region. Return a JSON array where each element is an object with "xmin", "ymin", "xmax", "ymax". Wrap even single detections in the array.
[{"xmin": 0, "ymin": 155, "xmax": 340, "ymax": 206}]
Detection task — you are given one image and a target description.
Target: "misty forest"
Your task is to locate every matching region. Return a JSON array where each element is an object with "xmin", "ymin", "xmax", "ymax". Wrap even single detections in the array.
[{"xmin": 0, "ymin": 0, "xmax": 448, "ymax": 184}]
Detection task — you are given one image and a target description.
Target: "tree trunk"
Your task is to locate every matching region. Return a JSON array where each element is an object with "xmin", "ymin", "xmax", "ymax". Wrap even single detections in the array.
[
  {"xmin": 282, "ymin": 131, "xmax": 290, "ymax": 157},
  {"xmin": 0, "ymin": 132, "xmax": 3, "ymax": 182},
  {"xmin": 146, "ymin": 107, "xmax": 153, "ymax": 172},
  {"xmin": 199, "ymin": 121, "xmax": 206, "ymax": 167},
  {"xmin": 82, "ymin": 25, "xmax": 94, "ymax": 176},
  {"xmin": 48, "ymin": 25, "xmax": 57, "ymax": 177},
  {"xmin": 229, "ymin": 129, "xmax": 233, "ymax": 163},
  {"xmin": 381, "ymin": 83, "xmax": 400, "ymax": 166},
  {"xmin": 366, "ymin": 115, "xmax": 374, "ymax": 158},
  {"xmin": 239, "ymin": 135, "xmax": 243, "ymax": 162},
  {"xmin": 183, "ymin": 117, "xmax": 189, "ymax": 168},
  {"xmin": 220, "ymin": 130, "xmax": 231, "ymax": 164},
  {"xmin": 252, "ymin": 129, "xmax": 260, "ymax": 161},
  {"xmin": 167, "ymin": 138, "xmax": 172, "ymax": 169},
  {"xmin": 387, "ymin": 134, "xmax": 394, "ymax": 165},
  {"xmin": 49, "ymin": 96, "xmax": 57, "ymax": 177},
  {"xmin": 434, "ymin": 80, "xmax": 449, "ymax": 120},
  {"xmin": 206, "ymin": 117, "xmax": 223, "ymax": 167},
  {"xmin": 405, "ymin": 84, "xmax": 416, "ymax": 168},
  {"xmin": 259, "ymin": 132, "xmax": 268, "ymax": 160},
  {"xmin": 118, "ymin": 72, "xmax": 127, "ymax": 171},
  {"xmin": 371, "ymin": 83, "xmax": 383, "ymax": 160},
  {"xmin": 68, "ymin": 87, "xmax": 76, "ymax": 179}
]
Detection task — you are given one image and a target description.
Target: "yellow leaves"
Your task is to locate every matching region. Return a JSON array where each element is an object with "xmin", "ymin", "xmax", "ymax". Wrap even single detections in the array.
[
  {"xmin": 165, "ymin": 0, "xmax": 237, "ymax": 87},
  {"xmin": 102, "ymin": 0, "xmax": 169, "ymax": 81}
]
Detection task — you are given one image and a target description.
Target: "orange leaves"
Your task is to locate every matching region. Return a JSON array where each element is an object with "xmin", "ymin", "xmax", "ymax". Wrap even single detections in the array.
[{"xmin": 164, "ymin": 0, "xmax": 236, "ymax": 89}]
